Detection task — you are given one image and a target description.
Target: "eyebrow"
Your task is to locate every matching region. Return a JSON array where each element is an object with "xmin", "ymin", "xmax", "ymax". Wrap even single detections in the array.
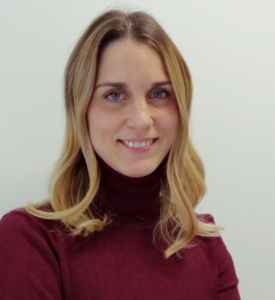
[{"xmin": 95, "ymin": 80, "xmax": 171, "ymax": 89}]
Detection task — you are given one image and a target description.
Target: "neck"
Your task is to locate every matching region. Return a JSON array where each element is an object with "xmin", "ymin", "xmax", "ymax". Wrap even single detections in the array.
[{"xmin": 93, "ymin": 157, "xmax": 166, "ymax": 218}]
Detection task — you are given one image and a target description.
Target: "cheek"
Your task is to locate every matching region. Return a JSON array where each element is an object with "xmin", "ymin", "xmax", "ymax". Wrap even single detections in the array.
[
  {"xmin": 87, "ymin": 115, "xmax": 109, "ymax": 156},
  {"xmin": 165, "ymin": 107, "xmax": 179, "ymax": 135},
  {"xmin": 87, "ymin": 109, "xmax": 117, "ymax": 141}
]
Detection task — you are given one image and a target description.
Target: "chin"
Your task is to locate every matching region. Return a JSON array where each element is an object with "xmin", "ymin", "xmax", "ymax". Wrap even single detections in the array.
[{"xmin": 120, "ymin": 163, "xmax": 159, "ymax": 178}]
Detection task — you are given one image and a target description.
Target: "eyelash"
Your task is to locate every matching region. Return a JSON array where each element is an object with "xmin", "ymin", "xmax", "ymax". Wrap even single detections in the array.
[
  {"xmin": 105, "ymin": 91, "xmax": 124, "ymax": 101},
  {"xmin": 150, "ymin": 89, "xmax": 170, "ymax": 99},
  {"xmin": 104, "ymin": 89, "xmax": 170, "ymax": 102}
]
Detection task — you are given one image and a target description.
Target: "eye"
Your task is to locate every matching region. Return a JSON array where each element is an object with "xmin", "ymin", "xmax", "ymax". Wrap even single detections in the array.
[
  {"xmin": 151, "ymin": 90, "xmax": 170, "ymax": 99},
  {"xmin": 105, "ymin": 91, "xmax": 124, "ymax": 101}
]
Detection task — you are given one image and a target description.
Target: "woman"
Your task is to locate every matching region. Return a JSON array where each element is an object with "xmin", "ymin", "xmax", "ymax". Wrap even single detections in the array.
[{"xmin": 0, "ymin": 9, "xmax": 240, "ymax": 299}]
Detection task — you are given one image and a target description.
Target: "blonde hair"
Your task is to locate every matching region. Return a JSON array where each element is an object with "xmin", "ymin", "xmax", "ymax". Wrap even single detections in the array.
[{"xmin": 26, "ymin": 9, "xmax": 219, "ymax": 257}]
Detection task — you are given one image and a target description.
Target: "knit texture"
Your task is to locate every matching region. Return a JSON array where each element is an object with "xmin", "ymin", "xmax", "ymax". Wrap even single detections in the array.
[{"xmin": 0, "ymin": 160, "xmax": 240, "ymax": 299}]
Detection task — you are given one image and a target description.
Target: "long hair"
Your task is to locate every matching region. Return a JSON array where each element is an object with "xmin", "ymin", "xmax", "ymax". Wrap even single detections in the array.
[{"xmin": 26, "ymin": 9, "xmax": 219, "ymax": 257}]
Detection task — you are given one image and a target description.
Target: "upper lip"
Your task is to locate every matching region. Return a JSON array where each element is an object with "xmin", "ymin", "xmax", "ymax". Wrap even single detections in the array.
[{"xmin": 119, "ymin": 138, "xmax": 157, "ymax": 142}]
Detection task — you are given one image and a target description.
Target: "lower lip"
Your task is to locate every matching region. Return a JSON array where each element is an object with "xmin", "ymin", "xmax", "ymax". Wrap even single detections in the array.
[{"xmin": 119, "ymin": 139, "xmax": 157, "ymax": 152}]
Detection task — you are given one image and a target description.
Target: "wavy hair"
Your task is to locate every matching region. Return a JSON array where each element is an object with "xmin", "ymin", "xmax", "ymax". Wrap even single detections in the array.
[{"xmin": 26, "ymin": 9, "xmax": 219, "ymax": 257}]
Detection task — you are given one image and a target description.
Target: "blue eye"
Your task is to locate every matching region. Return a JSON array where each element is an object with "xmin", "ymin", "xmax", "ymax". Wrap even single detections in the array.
[
  {"xmin": 152, "ymin": 90, "xmax": 169, "ymax": 98},
  {"xmin": 106, "ymin": 92, "xmax": 123, "ymax": 101}
]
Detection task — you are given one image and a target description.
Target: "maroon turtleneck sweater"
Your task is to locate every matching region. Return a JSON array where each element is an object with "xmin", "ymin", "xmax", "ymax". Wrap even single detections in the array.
[{"xmin": 0, "ymin": 160, "xmax": 240, "ymax": 299}]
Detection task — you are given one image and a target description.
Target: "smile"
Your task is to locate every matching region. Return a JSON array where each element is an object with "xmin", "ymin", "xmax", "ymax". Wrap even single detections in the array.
[{"xmin": 122, "ymin": 139, "xmax": 154, "ymax": 149}]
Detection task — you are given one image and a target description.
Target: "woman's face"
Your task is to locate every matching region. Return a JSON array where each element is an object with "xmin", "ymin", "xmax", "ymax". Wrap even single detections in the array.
[{"xmin": 87, "ymin": 39, "xmax": 179, "ymax": 177}]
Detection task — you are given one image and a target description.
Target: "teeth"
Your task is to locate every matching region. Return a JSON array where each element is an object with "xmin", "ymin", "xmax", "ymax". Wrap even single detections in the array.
[
  {"xmin": 140, "ymin": 141, "xmax": 146, "ymax": 147},
  {"xmin": 124, "ymin": 139, "xmax": 153, "ymax": 148}
]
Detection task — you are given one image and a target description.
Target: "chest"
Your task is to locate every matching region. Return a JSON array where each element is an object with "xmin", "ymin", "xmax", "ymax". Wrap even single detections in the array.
[{"xmin": 56, "ymin": 223, "xmax": 218, "ymax": 300}]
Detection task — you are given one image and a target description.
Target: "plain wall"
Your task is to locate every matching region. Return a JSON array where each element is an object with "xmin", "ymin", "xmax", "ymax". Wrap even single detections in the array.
[{"xmin": 1, "ymin": 0, "xmax": 275, "ymax": 299}]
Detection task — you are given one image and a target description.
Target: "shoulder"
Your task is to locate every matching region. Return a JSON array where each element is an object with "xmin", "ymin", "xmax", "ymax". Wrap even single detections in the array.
[
  {"xmin": 196, "ymin": 212, "xmax": 216, "ymax": 223},
  {"xmin": 1, "ymin": 207, "xmax": 39, "ymax": 226},
  {"xmin": 0, "ymin": 208, "xmax": 38, "ymax": 234},
  {"xmin": 0, "ymin": 209, "xmax": 64, "ymax": 298},
  {"xmin": 0, "ymin": 207, "xmax": 65, "ymax": 252},
  {"xmin": 195, "ymin": 213, "xmax": 240, "ymax": 299},
  {"xmin": 195, "ymin": 213, "xmax": 233, "ymax": 261},
  {"xmin": 0, "ymin": 207, "xmax": 58, "ymax": 235}
]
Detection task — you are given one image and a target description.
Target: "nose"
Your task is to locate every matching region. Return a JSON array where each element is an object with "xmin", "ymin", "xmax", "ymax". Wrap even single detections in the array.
[{"xmin": 126, "ymin": 98, "xmax": 153, "ymax": 130}]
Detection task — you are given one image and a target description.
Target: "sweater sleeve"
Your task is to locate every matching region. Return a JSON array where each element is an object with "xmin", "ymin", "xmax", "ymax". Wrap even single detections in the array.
[
  {"xmin": 0, "ymin": 210, "xmax": 63, "ymax": 300},
  {"xmin": 216, "ymin": 234, "xmax": 241, "ymax": 300},
  {"xmin": 200, "ymin": 213, "xmax": 241, "ymax": 299}
]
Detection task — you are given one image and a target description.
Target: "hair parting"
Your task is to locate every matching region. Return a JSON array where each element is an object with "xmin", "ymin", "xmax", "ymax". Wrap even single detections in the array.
[{"xmin": 26, "ymin": 9, "xmax": 220, "ymax": 257}]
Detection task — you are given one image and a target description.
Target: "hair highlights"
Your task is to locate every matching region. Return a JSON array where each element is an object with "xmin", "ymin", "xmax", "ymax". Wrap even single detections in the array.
[{"xmin": 26, "ymin": 9, "xmax": 219, "ymax": 257}]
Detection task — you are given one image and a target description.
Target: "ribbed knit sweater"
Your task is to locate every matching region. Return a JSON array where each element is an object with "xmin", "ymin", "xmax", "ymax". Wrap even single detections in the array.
[{"xmin": 0, "ymin": 160, "xmax": 240, "ymax": 299}]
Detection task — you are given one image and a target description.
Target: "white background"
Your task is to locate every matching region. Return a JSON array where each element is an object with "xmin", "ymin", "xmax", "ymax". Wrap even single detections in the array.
[{"xmin": 1, "ymin": 0, "xmax": 274, "ymax": 298}]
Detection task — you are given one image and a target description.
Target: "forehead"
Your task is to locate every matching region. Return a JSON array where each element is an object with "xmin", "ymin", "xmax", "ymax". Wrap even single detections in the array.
[{"xmin": 96, "ymin": 39, "xmax": 169, "ymax": 85}]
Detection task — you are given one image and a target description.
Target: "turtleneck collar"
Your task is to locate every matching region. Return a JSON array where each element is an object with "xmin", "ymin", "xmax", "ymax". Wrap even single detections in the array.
[{"xmin": 93, "ymin": 157, "xmax": 166, "ymax": 218}]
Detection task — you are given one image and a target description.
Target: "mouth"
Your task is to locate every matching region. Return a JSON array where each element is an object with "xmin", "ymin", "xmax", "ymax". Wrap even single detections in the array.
[{"xmin": 119, "ymin": 138, "xmax": 157, "ymax": 149}]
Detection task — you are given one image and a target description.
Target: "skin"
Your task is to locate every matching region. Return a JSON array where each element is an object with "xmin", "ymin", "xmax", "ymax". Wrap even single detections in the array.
[{"xmin": 87, "ymin": 39, "xmax": 179, "ymax": 178}]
